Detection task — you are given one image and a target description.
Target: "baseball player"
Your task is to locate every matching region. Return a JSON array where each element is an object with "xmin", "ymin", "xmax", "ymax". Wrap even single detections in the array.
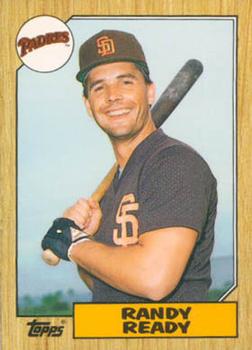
[{"xmin": 42, "ymin": 30, "xmax": 217, "ymax": 302}]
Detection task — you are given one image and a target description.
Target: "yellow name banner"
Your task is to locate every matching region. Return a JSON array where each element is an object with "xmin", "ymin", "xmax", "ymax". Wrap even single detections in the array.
[{"xmin": 73, "ymin": 302, "xmax": 237, "ymax": 338}]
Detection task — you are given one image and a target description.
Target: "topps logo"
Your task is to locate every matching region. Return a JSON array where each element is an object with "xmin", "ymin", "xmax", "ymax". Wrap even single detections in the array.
[
  {"xmin": 18, "ymin": 31, "xmax": 70, "ymax": 57},
  {"xmin": 27, "ymin": 319, "xmax": 64, "ymax": 337}
]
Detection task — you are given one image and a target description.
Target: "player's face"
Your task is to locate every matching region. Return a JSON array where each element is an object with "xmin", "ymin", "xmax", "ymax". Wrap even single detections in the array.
[{"xmin": 83, "ymin": 62, "xmax": 155, "ymax": 141}]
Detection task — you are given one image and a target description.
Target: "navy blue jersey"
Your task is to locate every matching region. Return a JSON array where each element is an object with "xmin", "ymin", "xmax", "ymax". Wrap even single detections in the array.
[{"xmin": 92, "ymin": 129, "xmax": 217, "ymax": 302}]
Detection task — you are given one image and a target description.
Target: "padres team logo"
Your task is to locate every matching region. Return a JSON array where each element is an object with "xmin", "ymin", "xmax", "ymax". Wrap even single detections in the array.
[
  {"xmin": 96, "ymin": 35, "xmax": 115, "ymax": 56},
  {"xmin": 16, "ymin": 15, "xmax": 74, "ymax": 72},
  {"xmin": 18, "ymin": 31, "xmax": 70, "ymax": 57},
  {"xmin": 113, "ymin": 193, "xmax": 139, "ymax": 246}
]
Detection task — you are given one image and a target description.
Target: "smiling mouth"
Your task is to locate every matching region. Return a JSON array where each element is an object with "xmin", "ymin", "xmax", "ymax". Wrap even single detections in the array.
[{"xmin": 106, "ymin": 108, "xmax": 131, "ymax": 117}]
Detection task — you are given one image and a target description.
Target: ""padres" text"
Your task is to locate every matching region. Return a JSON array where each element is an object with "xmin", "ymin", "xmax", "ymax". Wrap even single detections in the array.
[{"xmin": 18, "ymin": 31, "xmax": 69, "ymax": 57}]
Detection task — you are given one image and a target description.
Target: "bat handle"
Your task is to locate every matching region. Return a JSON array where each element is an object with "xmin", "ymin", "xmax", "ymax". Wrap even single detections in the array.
[{"xmin": 42, "ymin": 249, "xmax": 60, "ymax": 266}]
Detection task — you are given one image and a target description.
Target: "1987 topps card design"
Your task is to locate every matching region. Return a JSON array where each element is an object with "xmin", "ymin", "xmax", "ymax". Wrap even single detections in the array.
[{"xmin": 1, "ymin": 2, "xmax": 251, "ymax": 350}]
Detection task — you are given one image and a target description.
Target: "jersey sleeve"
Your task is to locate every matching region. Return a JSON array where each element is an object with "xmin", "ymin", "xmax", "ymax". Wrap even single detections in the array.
[{"xmin": 138, "ymin": 145, "xmax": 217, "ymax": 238}]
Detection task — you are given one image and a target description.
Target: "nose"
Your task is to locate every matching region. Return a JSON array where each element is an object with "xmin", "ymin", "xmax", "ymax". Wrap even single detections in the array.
[{"xmin": 105, "ymin": 83, "xmax": 122, "ymax": 103}]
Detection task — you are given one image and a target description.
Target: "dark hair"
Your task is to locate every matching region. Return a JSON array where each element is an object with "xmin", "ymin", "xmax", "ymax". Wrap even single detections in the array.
[{"xmin": 82, "ymin": 63, "xmax": 152, "ymax": 98}]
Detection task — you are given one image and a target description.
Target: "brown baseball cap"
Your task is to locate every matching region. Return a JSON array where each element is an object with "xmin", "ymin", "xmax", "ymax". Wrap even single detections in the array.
[{"xmin": 76, "ymin": 29, "xmax": 150, "ymax": 84}]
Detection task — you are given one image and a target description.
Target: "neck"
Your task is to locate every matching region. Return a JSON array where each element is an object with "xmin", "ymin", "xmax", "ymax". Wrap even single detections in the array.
[{"xmin": 110, "ymin": 116, "xmax": 156, "ymax": 169}]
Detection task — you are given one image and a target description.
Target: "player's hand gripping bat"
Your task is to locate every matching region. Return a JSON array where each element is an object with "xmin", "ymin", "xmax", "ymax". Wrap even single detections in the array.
[{"xmin": 42, "ymin": 59, "xmax": 203, "ymax": 266}]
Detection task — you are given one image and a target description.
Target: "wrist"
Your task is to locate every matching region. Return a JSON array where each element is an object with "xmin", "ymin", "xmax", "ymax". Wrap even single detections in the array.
[{"xmin": 68, "ymin": 239, "xmax": 92, "ymax": 262}]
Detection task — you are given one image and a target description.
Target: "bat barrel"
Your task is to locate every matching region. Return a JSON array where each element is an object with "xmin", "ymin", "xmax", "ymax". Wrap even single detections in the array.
[{"xmin": 152, "ymin": 59, "xmax": 203, "ymax": 128}]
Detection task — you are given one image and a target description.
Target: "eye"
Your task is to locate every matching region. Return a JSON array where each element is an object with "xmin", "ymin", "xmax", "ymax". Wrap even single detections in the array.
[
  {"xmin": 122, "ymin": 79, "xmax": 134, "ymax": 85},
  {"xmin": 93, "ymin": 85, "xmax": 104, "ymax": 93}
]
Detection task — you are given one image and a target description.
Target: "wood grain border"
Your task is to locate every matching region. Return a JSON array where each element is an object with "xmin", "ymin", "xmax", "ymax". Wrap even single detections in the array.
[{"xmin": 1, "ymin": 1, "xmax": 251, "ymax": 349}]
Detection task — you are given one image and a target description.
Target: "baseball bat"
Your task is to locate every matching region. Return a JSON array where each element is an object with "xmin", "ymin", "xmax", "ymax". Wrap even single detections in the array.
[{"xmin": 42, "ymin": 59, "xmax": 203, "ymax": 266}]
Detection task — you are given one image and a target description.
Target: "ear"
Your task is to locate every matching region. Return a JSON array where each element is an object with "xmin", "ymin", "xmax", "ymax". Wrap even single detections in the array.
[
  {"xmin": 147, "ymin": 83, "xmax": 156, "ymax": 106},
  {"xmin": 83, "ymin": 96, "xmax": 93, "ymax": 118}
]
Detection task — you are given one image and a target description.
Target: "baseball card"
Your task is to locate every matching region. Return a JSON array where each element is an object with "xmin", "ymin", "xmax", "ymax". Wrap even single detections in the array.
[{"xmin": 0, "ymin": 1, "xmax": 251, "ymax": 349}]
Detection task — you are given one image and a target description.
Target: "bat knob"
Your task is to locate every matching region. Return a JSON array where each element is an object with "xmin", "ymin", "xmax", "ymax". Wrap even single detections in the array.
[{"xmin": 42, "ymin": 249, "xmax": 60, "ymax": 266}]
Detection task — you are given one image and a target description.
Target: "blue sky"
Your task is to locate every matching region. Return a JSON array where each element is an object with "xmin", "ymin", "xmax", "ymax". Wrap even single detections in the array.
[{"xmin": 17, "ymin": 17, "xmax": 236, "ymax": 296}]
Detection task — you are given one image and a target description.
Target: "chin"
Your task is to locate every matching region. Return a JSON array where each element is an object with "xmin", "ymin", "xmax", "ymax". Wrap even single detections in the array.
[
  {"xmin": 108, "ymin": 128, "xmax": 141, "ymax": 141},
  {"xmin": 108, "ymin": 131, "xmax": 132, "ymax": 140},
  {"xmin": 99, "ymin": 124, "xmax": 132, "ymax": 139}
]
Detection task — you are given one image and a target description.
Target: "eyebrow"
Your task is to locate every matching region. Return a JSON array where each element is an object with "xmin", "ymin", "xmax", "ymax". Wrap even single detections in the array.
[
  {"xmin": 89, "ymin": 73, "xmax": 138, "ymax": 91},
  {"xmin": 117, "ymin": 73, "xmax": 138, "ymax": 80}
]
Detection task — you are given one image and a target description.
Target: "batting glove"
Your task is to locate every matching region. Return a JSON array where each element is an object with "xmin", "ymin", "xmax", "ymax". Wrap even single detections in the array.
[{"xmin": 41, "ymin": 218, "xmax": 91, "ymax": 261}]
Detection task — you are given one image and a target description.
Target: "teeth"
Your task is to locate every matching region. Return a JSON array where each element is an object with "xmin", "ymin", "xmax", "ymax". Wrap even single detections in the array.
[{"xmin": 107, "ymin": 109, "xmax": 130, "ymax": 116}]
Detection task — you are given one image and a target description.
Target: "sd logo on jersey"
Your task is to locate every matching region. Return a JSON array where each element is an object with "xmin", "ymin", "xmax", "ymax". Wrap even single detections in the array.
[{"xmin": 113, "ymin": 193, "xmax": 139, "ymax": 246}]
